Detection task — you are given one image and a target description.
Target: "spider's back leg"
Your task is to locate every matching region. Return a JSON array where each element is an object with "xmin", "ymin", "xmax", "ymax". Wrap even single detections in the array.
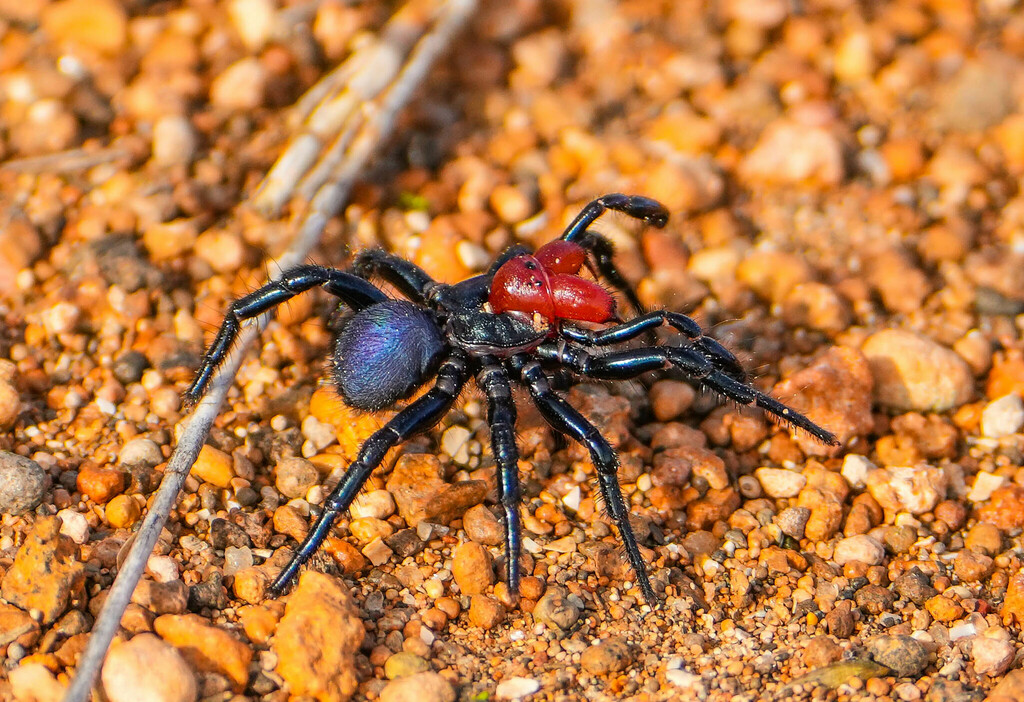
[{"xmin": 185, "ymin": 266, "xmax": 387, "ymax": 405}]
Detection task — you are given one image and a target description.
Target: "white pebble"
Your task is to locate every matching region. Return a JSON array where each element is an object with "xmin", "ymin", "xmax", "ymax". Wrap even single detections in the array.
[
  {"xmin": 57, "ymin": 509, "xmax": 90, "ymax": 544},
  {"xmin": 666, "ymin": 669, "xmax": 703, "ymax": 689},
  {"xmin": 441, "ymin": 426, "xmax": 472, "ymax": 465},
  {"xmin": 152, "ymin": 115, "xmax": 198, "ymax": 167},
  {"xmin": 833, "ymin": 534, "xmax": 885, "ymax": 566},
  {"xmin": 754, "ymin": 467, "xmax": 806, "ymax": 498},
  {"xmin": 146, "ymin": 555, "xmax": 179, "ymax": 583},
  {"xmin": 223, "ymin": 546, "xmax": 253, "ymax": 576},
  {"xmin": 841, "ymin": 454, "xmax": 875, "ymax": 489},
  {"xmin": 967, "ymin": 472, "xmax": 1006, "ymax": 503},
  {"xmin": 495, "ymin": 677, "xmax": 540, "ymax": 700},
  {"xmin": 350, "ymin": 489, "xmax": 396, "ymax": 520},
  {"xmin": 972, "ymin": 636, "xmax": 1015, "ymax": 676},
  {"xmin": 228, "ymin": 0, "xmax": 275, "ymax": 51},
  {"xmin": 561, "ymin": 486, "xmax": 581, "ymax": 512},
  {"xmin": 981, "ymin": 393, "xmax": 1024, "ymax": 438},
  {"xmin": 300, "ymin": 414, "xmax": 337, "ymax": 452}
]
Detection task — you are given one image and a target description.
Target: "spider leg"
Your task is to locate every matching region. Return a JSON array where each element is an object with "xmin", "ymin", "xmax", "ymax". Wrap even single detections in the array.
[
  {"xmin": 352, "ymin": 249, "xmax": 438, "ymax": 305},
  {"xmin": 536, "ymin": 342, "xmax": 840, "ymax": 446},
  {"xmin": 561, "ymin": 311, "xmax": 747, "ymax": 381},
  {"xmin": 477, "ymin": 361, "xmax": 523, "ymax": 598},
  {"xmin": 559, "ymin": 194, "xmax": 670, "ymax": 316},
  {"xmin": 184, "ymin": 265, "xmax": 387, "ymax": 405},
  {"xmin": 269, "ymin": 352, "xmax": 470, "ymax": 595},
  {"xmin": 513, "ymin": 356, "xmax": 658, "ymax": 607}
]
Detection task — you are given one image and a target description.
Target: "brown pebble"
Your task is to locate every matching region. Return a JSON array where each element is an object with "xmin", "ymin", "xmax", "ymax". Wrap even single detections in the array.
[
  {"xmin": 976, "ymin": 485, "xmax": 1024, "ymax": 531},
  {"xmin": 468, "ymin": 594, "xmax": 505, "ymax": 629},
  {"xmin": 386, "ymin": 454, "xmax": 488, "ymax": 527},
  {"xmin": 77, "ymin": 466, "xmax": 126, "ymax": 504},
  {"xmin": 925, "ymin": 594, "xmax": 965, "ymax": 622},
  {"xmin": 1, "ymin": 517, "xmax": 84, "ymax": 625},
  {"xmin": 105, "ymin": 495, "xmax": 140, "ymax": 528},
  {"xmin": 190, "ymin": 446, "xmax": 235, "ymax": 488},
  {"xmin": 273, "ymin": 572, "xmax": 364, "ymax": 702},
  {"xmin": 649, "ymin": 380, "xmax": 696, "ymax": 422},
  {"xmin": 154, "ymin": 613, "xmax": 254, "ymax": 692},
  {"xmin": 452, "ymin": 542, "xmax": 494, "ymax": 595},
  {"xmin": 953, "ymin": 550, "xmax": 994, "ymax": 582},
  {"xmin": 803, "ymin": 636, "xmax": 842, "ymax": 668},
  {"xmin": 231, "ymin": 567, "xmax": 270, "ymax": 604},
  {"xmin": 580, "ymin": 636, "xmax": 633, "ymax": 675},
  {"xmin": 964, "ymin": 522, "xmax": 1003, "ymax": 556},
  {"xmin": 462, "ymin": 504, "xmax": 504, "ymax": 546}
]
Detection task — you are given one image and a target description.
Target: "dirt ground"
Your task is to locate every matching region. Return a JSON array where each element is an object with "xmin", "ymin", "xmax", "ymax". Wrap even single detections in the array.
[{"xmin": 1, "ymin": 1, "xmax": 1024, "ymax": 701}]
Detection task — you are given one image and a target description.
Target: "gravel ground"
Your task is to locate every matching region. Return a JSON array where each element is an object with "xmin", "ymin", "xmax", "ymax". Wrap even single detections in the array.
[{"xmin": 1, "ymin": 1, "xmax": 1024, "ymax": 701}]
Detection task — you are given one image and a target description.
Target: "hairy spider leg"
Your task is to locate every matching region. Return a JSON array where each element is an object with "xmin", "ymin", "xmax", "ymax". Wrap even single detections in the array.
[
  {"xmin": 514, "ymin": 356, "xmax": 658, "ymax": 607},
  {"xmin": 559, "ymin": 194, "xmax": 670, "ymax": 316},
  {"xmin": 535, "ymin": 341, "xmax": 840, "ymax": 447},
  {"xmin": 184, "ymin": 266, "xmax": 388, "ymax": 406},
  {"xmin": 352, "ymin": 250, "xmax": 438, "ymax": 305},
  {"xmin": 477, "ymin": 362, "xmax": 524, "ymax": 597},
  {"xmin": 269, "ymin": 353, "xmax": 470, "ymax": 595}
]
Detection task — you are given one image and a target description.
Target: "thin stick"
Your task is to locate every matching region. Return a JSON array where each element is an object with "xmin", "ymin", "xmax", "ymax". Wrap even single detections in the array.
[
  {"xmin": 0, "ymin": 147, "xmax": 130, "ymax": 174},
  {"xmin": 61, "ymin": 2, "xmax": 476, "ymax": 700}
]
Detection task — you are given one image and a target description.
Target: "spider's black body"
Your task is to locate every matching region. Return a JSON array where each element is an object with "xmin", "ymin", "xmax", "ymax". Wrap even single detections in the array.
[{"xmin": 185, "ymin": 194, "xmax": 839, "ymax": 607}]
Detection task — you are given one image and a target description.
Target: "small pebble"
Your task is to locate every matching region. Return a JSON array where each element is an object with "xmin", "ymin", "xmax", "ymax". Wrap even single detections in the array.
[
  {"xmin": 495, "ymin": 677, "xmax": 540, "ymax": 700},
  {"xmin": 57, "ymin": 509, "xmax": 90, "ymax": 544},
  {"xmin": 532, "ymin": 586, "xmax": 581, "ymax": 631},
  {"xmin": 275, "ymin": 458, "xmax": 319, "ymax": 499},
  {"xmin": 77, "ymin": 465, "xmax": 125, "ymax": 504},
  {"xmin": 868, "ymin": 634, "xmax": 929, "ymax": 677},
  {"xmin": 580, "ymin": 636, "xmax": 633, "ymax": 675},
  {"xmin": 452, "ymin": 542, "xmax": 494, "ymax": 595},
  {"xmin": 776, "ymin": 507, "xmax": 810, "ymax": 539},
  {"xmin": 462, "ymin": 504, "xmax": 504, "ymax": 546},
  {"xmin": 361, "ymin": 537, "xmax": 393, "ymax": 567},
  {"xmin": 152, "ymin": 115, "xmax": 198, "ymax": 167},
  {"xmin": 210, "ymin": 57, "xmax": 268, "ymax": 111},
  {"xmin": 972, "ymin": 635, "xmax": 1015, "ymax": 677},
  {"xmin": 118, "ymin": 438, "xmax": 163, "ymax": 467},
  {"xmin": 967, "ymin": 471, "xmax": 1006, "ymax": 503},
  {"xmin": 0, "ymin": 452, "xmax": 47, "ymax": 515},
  {"xmin": 384, "ymin": 651, "xmax": 430, "ymax": 680},
  {"xmin": 101, "ymin": 633, "xmax": 197, "ymax": 702},
  {"xmin": 350, "ymin": 490, "xmax": 396, "ymax": 520},
  {"xmin": 154, "ymin": 613, "xmax": 254, "ymax": 691},
  {"xmin": 0, "ymin": 381, "xmax": 20, "ymax": 430},
  {"xmin": 833, "ymin": 535, "xmax": 885, "ymax": 566},
  {"xmin": 754, "ymin": 467, "xmax": 806, "ymax": 498},
  {"xmin": 981, "ymin": 393, "xmax": 1024, "ymax": 437},
  {"xmin": 106, "ymin": 495, "xmax": 141, "ymax": 528},
  {"xmin": 273, "ymin": 572, "xmax": 364, "ymax": 701},
  {"xmin": 380, "ymin": 671, "xmax": 455, "ymax": 702},
  {"xmin": 191, "ymin": 446, "xmax": 235, "ymax": 488},
  {"xmin": 2, "ymin": 517, "xmax": 84, "ymax": 625},
  {"xmin": 862, "ymin": 330, "xmax": 973, "ymax": 412},
  {"xmin": 468, "ymin": 594, "xmax": 505, "ymax": 629}
]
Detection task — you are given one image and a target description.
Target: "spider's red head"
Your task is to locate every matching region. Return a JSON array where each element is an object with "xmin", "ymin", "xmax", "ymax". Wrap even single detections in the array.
[{"xmin": 488, "ymin": 240, "xmax": 616, "ymax": 325}]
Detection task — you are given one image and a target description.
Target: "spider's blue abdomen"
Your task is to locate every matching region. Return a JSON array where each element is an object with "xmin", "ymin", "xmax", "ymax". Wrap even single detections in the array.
[{"xmin": 332, "ymin": 299, "xmax": 445, "ymax": 411}]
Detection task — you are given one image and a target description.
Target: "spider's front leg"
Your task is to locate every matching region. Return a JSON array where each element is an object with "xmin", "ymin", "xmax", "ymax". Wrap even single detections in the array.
[
  {"xmin": 513, "ymin": 356, "xmax": 659, "ymax": 608},
  {"xmin": 184, "ymin": 266, "xmax": 387, "ymax": 405},
  {"xmin": 559, "ymin": 194, "xmax": 670, "ymax": 316},
  {"xmin": 537, "ymin": 341, "xmax": 839, "ymax": 446},
  {"xmin": 269, "ymin": 352, "xmax": 470, "ymax": 594},
  {"xmin": 477, "ymin": 361, "xmax": 524, "ymax": 599}
]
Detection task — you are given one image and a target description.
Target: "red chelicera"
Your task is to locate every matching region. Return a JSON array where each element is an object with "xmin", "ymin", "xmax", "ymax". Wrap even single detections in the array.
[{"xmin": 488, "ymin": 240, "xmax": 616, "ymax": 324}]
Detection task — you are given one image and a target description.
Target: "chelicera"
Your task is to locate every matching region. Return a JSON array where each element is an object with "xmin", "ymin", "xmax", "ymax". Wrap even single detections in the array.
[{"xmin": 185, "ymin": 193, "xmax": 839, "ymax": 606}]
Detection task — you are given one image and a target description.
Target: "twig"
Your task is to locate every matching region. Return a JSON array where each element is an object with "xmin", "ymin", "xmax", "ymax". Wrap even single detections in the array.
[
  {"xmin": 61, "ymin": 1, "xmax": 477, "ymax": 700},
  {"xmin": 0, "ymin": 147, "xmax": 130, "ymax": 174}
]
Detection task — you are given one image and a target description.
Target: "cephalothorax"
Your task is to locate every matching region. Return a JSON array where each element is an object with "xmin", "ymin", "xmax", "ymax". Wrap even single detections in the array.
[{"xmin": 185, "ymin": 194, "xmax": 838, "ymax": 606}]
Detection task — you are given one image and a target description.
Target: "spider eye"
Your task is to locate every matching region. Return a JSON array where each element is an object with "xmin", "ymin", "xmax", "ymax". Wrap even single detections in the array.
[{"xmin": 524, "ymin": 261, "xmax": 537, "ymax": 270}]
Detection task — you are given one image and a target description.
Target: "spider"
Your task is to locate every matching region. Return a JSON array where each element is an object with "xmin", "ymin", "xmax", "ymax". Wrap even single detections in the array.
[{"xmin": 184, "ymin": 193, "xmax": 839, "ymax": 607}]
